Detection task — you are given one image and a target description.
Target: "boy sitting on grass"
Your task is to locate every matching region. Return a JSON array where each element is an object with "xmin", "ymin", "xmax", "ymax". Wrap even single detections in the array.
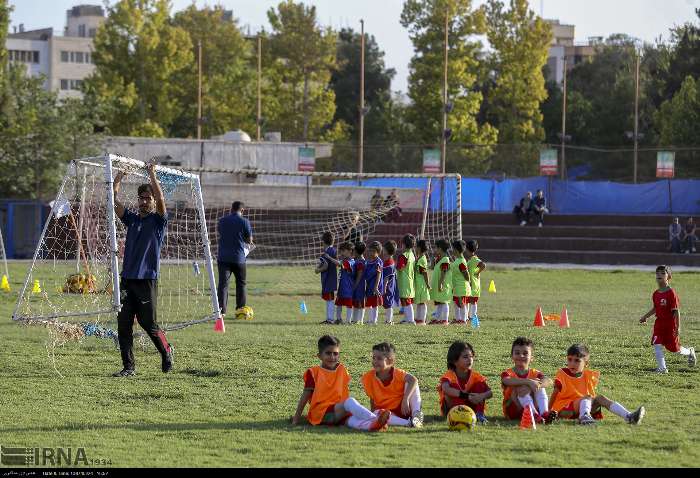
[
  {"xmin": 292, "ymin": 335, "xmax": 391, "ymax": 431},
  {"xmin": 361, "ymin": 342, "xmax": 424, "ymax": 428}
]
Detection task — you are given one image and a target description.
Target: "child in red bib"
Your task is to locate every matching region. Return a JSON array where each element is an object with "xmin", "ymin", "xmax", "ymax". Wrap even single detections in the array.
[
  {"xmin": 639, "ymin": 265, "xmax": 696, "ymax": 373},
  {"xmin": 437, "ymin": 341, "xmax": 492, "ymax": 424}
]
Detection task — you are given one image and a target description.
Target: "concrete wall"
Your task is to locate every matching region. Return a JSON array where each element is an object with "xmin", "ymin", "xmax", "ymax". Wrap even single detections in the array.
[
  {"xmin": 103, "ymin": 137, "xmax": 333, "ymax": 186},
  {"xmin": 199, "ymin": 182, "xmax": 425, "ymax": 209}
]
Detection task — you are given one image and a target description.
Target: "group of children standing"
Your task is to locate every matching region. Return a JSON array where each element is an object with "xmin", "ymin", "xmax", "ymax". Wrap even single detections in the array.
[
  {"xmin": 292, "ymin": 335, "xmax": 647, "ymax": 431},
  {"xmin": 315, "ymin": 233, "xmax": 486, "ymax": 326}
]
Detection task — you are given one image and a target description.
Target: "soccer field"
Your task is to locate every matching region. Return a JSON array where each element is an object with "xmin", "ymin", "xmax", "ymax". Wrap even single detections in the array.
[{"xmin": 1, "ymin": 263, "xmax": 699, "ymax": 468}]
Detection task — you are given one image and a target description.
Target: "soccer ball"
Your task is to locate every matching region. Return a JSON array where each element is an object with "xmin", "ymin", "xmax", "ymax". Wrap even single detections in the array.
[
  {"xmin": 447, "ymin": 405, "xmax": 477, "ymax": 431},
  {"xmin": 234, "ymin": 306, "xmax": 254, "ymax": 321}
]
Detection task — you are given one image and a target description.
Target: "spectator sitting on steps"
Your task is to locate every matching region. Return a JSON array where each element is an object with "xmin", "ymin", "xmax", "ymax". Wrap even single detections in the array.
[
  {"xmin": 532, "ymin": 190, "xmax": 549, "ymax": 228},
  {"xmin": 515, "ymin": 192, "xmax": 533, "ymax": 226},
  {"xmin": 669, "ymin": 217, "xmax": 683, "ymax": 254},
  {"xmin": 683, "ymin": 217, "xmax": 697, "ymax": 254}
]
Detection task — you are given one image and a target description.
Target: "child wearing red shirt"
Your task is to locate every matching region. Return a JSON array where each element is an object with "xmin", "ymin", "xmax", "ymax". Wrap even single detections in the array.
[{"xmin": 640, "ymin": 265, "xmax": 696, "ymax": 373}]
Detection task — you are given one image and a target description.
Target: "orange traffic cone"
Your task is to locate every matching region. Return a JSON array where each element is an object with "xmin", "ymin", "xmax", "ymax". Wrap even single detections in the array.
[
  {"xmin": 559, "ymin": 306, "xmax": 570, "ymax": 328},
  {"xmin": 520, "ymin": 405, "xmax": 537, "ymax": 430},
  {"xmin": 214, "ymin": 316, "xmax": 226, "ymax": 333},
  {"xmin": 533, "ymin": 307, "xmax": 545, "ymax": 327}
]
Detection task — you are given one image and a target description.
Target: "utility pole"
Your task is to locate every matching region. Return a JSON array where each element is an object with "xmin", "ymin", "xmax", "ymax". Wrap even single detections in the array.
[
  {"xmin": 359, "ymin": 19, "xmax": 365, "ymax": 175},
  {"xmin": 561, "ymin": 55, "xmax": 567, "ymax": 180},
  {"xmin": 441, "ymin": 10, "xmax": 449, "ymax": 175},
  {"xmin": 257, "ymin": 34, "xmax": 262, "ymax": 142},
  {"xmin": 633, "ymin": 52, "xmax": 640, "ymax": 184},
  {"xmin": 197, "ymin": 40, "xmax": 202, "ymax": 140}
]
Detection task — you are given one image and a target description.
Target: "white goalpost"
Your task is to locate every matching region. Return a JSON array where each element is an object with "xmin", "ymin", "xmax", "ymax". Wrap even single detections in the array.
[
  {"xmin": 12, "ymin": 154, "xmax": 221, "ymax": 341},
  {"xmin": 0, "ymin": 225, "xmax": 8, "ymax": 281}
]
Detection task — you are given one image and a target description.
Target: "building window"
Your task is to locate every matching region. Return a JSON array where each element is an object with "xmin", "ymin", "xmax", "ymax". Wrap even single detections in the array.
[
  {"xmin": 61, "ymin": 79, "xmax": 70, "ymax": 90},
  {"xmin": 8, "ymin": 50, "xmax": 40, "ymax": 64},
  {"xmin": 78, "ymin": 24, "xmax": 86, "ymax": 37},
  {"xmin": 89, "ymin": 28, "xmax": 97, "ymax": 38},
  {"xmin": 61, "ymin": 51, "xmax": 69, "ymax": 62},
  {"xmin": 75, "ymin": 52, "xmax": 84, "ymax": 63}
]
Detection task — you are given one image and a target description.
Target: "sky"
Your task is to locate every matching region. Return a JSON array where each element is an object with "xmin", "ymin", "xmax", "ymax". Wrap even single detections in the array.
[{"xmin": 8, "ymin": 0, "xmax": 700, "ymax": 93}]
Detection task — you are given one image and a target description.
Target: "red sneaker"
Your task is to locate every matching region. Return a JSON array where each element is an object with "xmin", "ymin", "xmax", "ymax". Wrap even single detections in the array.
[{"xmin": 370, "ymin": 409, "xmax": 391, "ymax": 432}]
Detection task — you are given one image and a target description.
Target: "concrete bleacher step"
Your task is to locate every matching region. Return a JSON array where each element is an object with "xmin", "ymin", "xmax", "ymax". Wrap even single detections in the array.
[
  {"xmin": 461, "ymin": 213, "xmax": 682, "ymax": 227},
  {"xmin": 477, "ymin": 249, "xmax": 700, "ymax": 267},
  {"xmin": 469, "ymin": 236, "xmax": 668, "ymax": 253}
]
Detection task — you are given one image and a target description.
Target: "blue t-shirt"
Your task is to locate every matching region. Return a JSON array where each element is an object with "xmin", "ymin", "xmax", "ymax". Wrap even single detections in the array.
[
  {"xmin": 364, "ymin": 257, "xmax": 384, "ymax": 297},
  {"xmin": 218, "ymin": 213, "xmax": 253, "ymax": 264},
  {"xmin": 382, "ymin": 258, "xmax": 399, "ymax": 308},
  {"xmin": 120, "ymin": 209, "xmax": 167, "ymax": 280},
  {"xmin": 320, "ymin": 246, "xmax": 338, "ymax": 294},
  {"xmin": 338, "ymin": 258, "xmax": 356, "ymax": 299}
]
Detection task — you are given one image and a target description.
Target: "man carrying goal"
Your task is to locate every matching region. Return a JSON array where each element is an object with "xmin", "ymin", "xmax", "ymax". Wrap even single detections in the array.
[{"xmin": 112, "ymin": 164, "xmax": 174, "ymax": 377}]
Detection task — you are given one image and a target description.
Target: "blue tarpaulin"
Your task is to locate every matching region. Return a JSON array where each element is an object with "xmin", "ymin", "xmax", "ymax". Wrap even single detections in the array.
[{"xmin": 335, "ymin": 178, "xmax": 700, "ymax": 215}]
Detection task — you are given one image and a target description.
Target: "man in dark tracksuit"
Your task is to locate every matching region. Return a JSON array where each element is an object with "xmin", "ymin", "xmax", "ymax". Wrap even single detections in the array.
[
  {"xmin": 217, "ymin": 201, "xmax": 253, "ymax": 316},
  {"xmin": 112, "ymin": 163, "xmax": 173, "ymax": 377}
]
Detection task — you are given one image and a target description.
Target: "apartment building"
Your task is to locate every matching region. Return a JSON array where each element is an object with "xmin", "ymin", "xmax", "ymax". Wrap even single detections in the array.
[{"xmin": 5, "ymin": 5, "xmax": 105, "ymax": 99}]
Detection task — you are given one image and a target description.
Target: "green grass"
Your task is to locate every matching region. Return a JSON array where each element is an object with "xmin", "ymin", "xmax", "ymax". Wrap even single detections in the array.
[{"xmin": 1, "ymin": 263, "xmax": 699, "ymax": 468}]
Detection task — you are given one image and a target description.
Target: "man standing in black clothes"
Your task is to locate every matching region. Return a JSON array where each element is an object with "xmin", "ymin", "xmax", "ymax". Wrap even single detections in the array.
[
  {"xmin": 112, "ymin": 164, "xmax": 173, "ymax": 377},
  {"xmin": 217, "ymin": 201, "xmax": 254, "ymax": 317}
]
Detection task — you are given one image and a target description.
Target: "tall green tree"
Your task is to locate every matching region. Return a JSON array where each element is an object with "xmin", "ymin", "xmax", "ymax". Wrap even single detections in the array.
[
  {"xmin": 266, "ymin": 1, "xmax": 339, "ymax": 142},
  {"xmin": 657, "ymin": 76, "xmax": 700, "ymax": 146},
  {"xmin": 401, "ymin": 0, "xmax": 497, "ymax": 174},
  {"xmin": 84, "ymin": 0, "xmax": 192, "ymax": 137},
  {"xmin": 0, "ymin": 0, "xmax": 11, "ymax": 117},
  {"xmin": 330, "ymin": 28, "xmax": 396, "ymax": 143},
  {"xmin": 485, "ymin": 0, "xmax": 551, "ymax": 144},
  {"xmin": 484, "ymin": 0, "xmax": 551, "ymax": 176},
  {"xmin": 172, "ymin": 6, "xmax": 260, "ymax": 139},
  {"xmin": 663, "ymin": 10, "xmax": 700, "ymax": 102}
]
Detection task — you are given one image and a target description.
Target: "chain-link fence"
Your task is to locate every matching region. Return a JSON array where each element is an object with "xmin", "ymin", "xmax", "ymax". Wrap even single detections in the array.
[{"xmin": 321, "ymin": 143, "xmax": 700, "ymax": 182}]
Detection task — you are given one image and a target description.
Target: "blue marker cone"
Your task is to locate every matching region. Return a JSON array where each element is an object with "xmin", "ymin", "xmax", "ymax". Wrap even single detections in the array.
[
  {"xmin": 300, "ymin": 301, "xmax": 308, "ymax": 315},
  {"xmin": 471, "ymin": 316, "xmax": 480, "ymax": 328}
]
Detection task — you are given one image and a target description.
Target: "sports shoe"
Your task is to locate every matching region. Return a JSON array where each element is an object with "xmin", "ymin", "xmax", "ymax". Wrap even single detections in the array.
[
  {"xmin": 688, "ymin": 347, "xmax": 696, "ymax": 367},
  {"xmin": 520, "ymin": 221, "xmax": 527, "ymax": 226},
  {"xmin": 476, "ymin": 412, "xmax": 488, "ymax": 424},
  {"xmin": 654, "ymin": 367, "xmax": 669, "ymax": 374},
  {"xmin": 538, "ymin": 222, "xmax": 543, "ymax": 228},
  {"xmin": 399, "ymin": 320, "xmax": 416, "ymax": 325},
  {"xmin": 162, "ymin": 347, "xmax": 174, "ymax": 373},
  {"xmin": 415, "ymin": 320, "xmax": 426, "ymax": 326},
  {"xmin": 112, "ymin": 368, "xmax": 136, "ymax": 377},
  {"xmin": 543, "ymin": 410, "xmax": 558, "ymax": 425},
  {"xmin": 334, "ymin": 319, "xmax": 343, "ymax": 325},
  {"xmin": 370, "ymin": 409, "xmax": 391, "ymax": 432},
  {"xmin": 579, "ymin": 414, "xmax": 596, "ymax": 426},
  {"xmin": 452, "ymin": 320, "xmax": 468, "ymax": 326},
  {"xmin": 319, "ymin": 320, "xmax": 335, "ymax": 325},
  {"xmin": 411, "ymin": 411, "xmax": 424, "ymax": 429},
  {"xmin": 626, "ymin": 406, "xmax": 645, "ymax": 425}
]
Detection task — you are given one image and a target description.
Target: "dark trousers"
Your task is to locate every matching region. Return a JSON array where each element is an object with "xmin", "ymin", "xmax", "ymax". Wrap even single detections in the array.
[
  {"xmin": 671, "ymin": 237, "xmax": 682, "ymax": 253},
  {"xmin": 217, "ymin": 262, "xmax": 247, "ymax": 314},
  {"xmin": 516, "ymin": 207, "xmax": 532, "ymax": 223},
  {"xmin": 117, "ymin": 279, "xmax": 170, "ymax": 370}
]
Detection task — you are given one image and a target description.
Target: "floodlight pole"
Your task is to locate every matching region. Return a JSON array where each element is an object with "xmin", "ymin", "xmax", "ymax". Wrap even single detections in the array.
[
  {"xmin": 257, "ymin": 34, "xmax": 262, "ymax": 142},
  {"xmin": 359, "ymin": 19, "xmax": 365, "ymax": 176},
  {"xmin": 197, "ymin": 40, "xmax": 203, "ymax": 140},
  {"xmin": 634, "ymin": 52, "xmax": 640, "ymax": 184},
  {"xmin": 441, "ymin": 10, "xmax": 449, "ymax": 175},
  {"xmin": 561, "ymin": 55, "xmax": 567, "ymax": 180}
]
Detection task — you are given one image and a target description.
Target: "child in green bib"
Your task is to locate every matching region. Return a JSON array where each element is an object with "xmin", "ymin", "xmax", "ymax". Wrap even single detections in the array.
[
  {"xmin": 397, "ymin": 234, "xmax": 417, "ymax": 325},
  {"xmin": 466, "ymin": 240, "xmax": 486, "ymax": 325},
  {"xmin": 450, "ymin": 239, "xmax": 471, "ymax": 325},
  {"xmin": 413, "ymin": 240, "xmax": 431, "ymax": 325},
  {"xmin": 430, "ymin": 239, "xmax": 453, "ymax": 325}
]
